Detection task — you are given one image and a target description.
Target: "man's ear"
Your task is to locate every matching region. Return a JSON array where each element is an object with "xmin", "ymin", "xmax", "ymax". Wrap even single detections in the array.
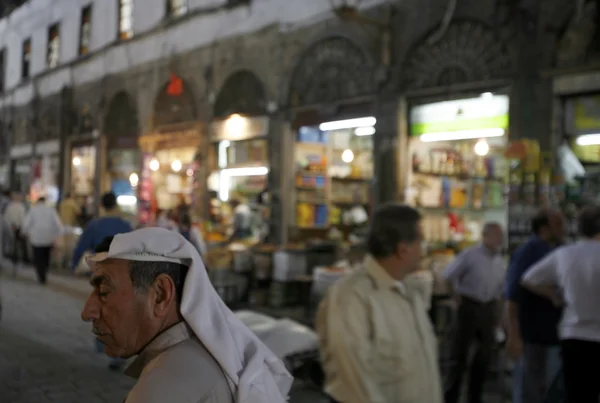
[{"xmin": 151, "ymin": 274, "xmax": 176, "ymax": 316}]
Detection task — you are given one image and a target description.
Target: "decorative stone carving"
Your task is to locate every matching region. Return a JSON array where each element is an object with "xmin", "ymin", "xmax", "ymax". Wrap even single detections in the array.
[
  {"xmin": 403, "ymin": 21, "xmax": 513, "ymax": 89},
  {"xmin": 289, "ymin": 36, "xmax": 375, "ymax": 107},
  {"xmin": 213, "ymin": 70, "xmax": 267, "ymax": 118}
]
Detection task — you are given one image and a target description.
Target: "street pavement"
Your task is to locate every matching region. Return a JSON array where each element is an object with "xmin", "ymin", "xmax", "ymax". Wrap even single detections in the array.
[{"xmin": 0, "ymin": 267, "xmax": 328, "ymax": 403}]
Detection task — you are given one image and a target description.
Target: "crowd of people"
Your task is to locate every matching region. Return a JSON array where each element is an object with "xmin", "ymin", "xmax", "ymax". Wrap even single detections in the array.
[
  {"xmin": 316, "ymin": 205, "xmax": 600, "ymax": 403},
  {"xmin": 2, "ymin": 185, "xmax": 600, "ymax": 402}
]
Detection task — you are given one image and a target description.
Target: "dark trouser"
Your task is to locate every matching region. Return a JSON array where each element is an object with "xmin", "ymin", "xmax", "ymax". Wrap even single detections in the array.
[
  {"xmin": 32, "ymin": 246, "xmax": 52, "ymax": 284},
  {"xmin": 561, "ymin": 338, "xmax": 600, "ymax": 403},
  {"xmin": 444, "ymin": 296, "xmax": 497, "ymax": 403},
  {"xmin": 10, "ymin": 229, "xmax": 28, "ymax": 266}
]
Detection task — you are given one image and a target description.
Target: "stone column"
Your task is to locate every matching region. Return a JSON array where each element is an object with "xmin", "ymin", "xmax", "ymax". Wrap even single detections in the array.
[{"xmin": 373, "ymin": 96, "xmax": 401, "ymax": 205}]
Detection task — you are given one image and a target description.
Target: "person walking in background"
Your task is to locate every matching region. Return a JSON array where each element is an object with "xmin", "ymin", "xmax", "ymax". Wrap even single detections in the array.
[
  {"xmin": 522, "ymin": 205, "xmax": 600, "ymax": 403},
  {"xmin": 505, "ymin": 209, "xmax": 565, "ymax": 403},
  {"xmin": 4, "ymin": 191, "xmax": 28, "ymax": 273},
  {"xmin": 442, "ymin": 222, "xmax": 506, "ymax": 403},
  {"xmin": 21, "ymin": 196, "xmax": 63, "ymax": 284},
  {"xmin": 71, "ymin": 191, "xmax": 133, "ymax": 371},
  {"xmin": 316, "ymin": 204, "xmax": 443, "ymax": 403},
  {"xmin": 177, "ymin": 213, "xmax": 207, "ymax": 258}
]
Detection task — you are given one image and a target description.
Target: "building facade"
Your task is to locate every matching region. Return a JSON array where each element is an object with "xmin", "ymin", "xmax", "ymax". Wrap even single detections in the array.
[{"xmin": 0, "ymin": 0, "xmax": 591, "ymax": 241}]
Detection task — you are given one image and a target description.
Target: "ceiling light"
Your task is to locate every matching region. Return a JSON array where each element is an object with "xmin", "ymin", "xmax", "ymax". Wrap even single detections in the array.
[
  {"xmin": 474, "ymin": 139, "xmax": 490, "ymax": 156},
  {"xmin": 341, "ymin": 149, "xmax": 354, "ymax": 163},
  {"xmin": 149, "ymin": 158, "xmax": 160, "ymax": 171},
  {"xmin": 355, "ymin": 126, "xmax": 376, "ymax": 136},
  {"xmin": 320, "ymin": 117, "xmax": 376, "ymax": 131},
  {"xmin": 129, "ymin": 173, "xmax": 139, "ymax": 187},
  {"xmin": 171, "ymin": 159, "xmax": 182, "ymax": 172},
  {"xmin": 576, "ymin": 134, "xmax": 600, "ymax": 146},
  {"xmin": 72, "ymin": 157, "xmax": 81, "ymax": 166}
]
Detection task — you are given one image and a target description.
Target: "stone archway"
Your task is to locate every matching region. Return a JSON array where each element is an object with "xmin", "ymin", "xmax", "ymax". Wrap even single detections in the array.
[
  {"xmin": 214, "ymin": 70, "xmax": 267, "ymax": 118},
  {"xmin": 403, "ymin": 21, "xmax": 514, "ymax": 89},
  {"xmin": 288, "ymin": 36, "xmax": 375, "ymax": 107},
  {"xmin": 152, "ymin": 74, "xmax": 198, "ymax": 128},
  {"xmin": 104, "ymin": 91, "xmax": 139, "ymax": 147}
]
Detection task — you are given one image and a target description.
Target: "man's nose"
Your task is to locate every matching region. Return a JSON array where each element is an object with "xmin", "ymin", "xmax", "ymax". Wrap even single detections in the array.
[{"xmin": 81, "ymin": 293, "xmax": 100, "ymax": 322}]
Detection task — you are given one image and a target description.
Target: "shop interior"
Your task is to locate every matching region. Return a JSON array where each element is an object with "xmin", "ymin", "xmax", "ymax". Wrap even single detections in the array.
[
  {"xmin": 146, "ymin": 147, "xmax": 196, "ymax": 211},
  {"xmin": 406, "ymin": 93, "xmax": 509, "ymax": 252},
  {"xmin": 105, "ymin": 149, "xmax": 140, "ymax": 216},
  {"xmin": 71, "ymin": 144, "xmax": 96, "ymax": 200},
  {"xmin": 206, "ymin": 114, "xmax": 269, "ymax": 239},
  {"xmin": 293, "ymin": 116, "xmax": 374, "ymax": 236}
]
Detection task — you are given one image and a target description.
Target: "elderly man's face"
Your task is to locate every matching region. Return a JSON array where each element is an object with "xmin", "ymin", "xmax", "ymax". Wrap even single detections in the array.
[{"xmin": 81, "ymin": 258, "xmax": 153, "ymax": 358}]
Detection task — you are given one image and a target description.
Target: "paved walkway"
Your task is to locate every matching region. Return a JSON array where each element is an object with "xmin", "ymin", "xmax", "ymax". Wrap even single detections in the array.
[{"xmin": 0, "ymin": 266, "xmax": 326, "ymax": 403}]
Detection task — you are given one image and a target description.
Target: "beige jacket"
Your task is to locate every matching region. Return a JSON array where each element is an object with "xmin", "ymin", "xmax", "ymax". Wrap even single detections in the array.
[
  {"xmin": 316, "ymin": 255, "xmax": 443, "ymax": 403},
  {"xmin": 125, "ymin": 322, "xmax": 234, "ymax": 403}
]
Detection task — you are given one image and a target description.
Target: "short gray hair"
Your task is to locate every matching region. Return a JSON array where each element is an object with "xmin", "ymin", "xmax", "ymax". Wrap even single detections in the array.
[
  {"xmin": 129, "ymin": 261, "xmax": 189, "ymax": 302},
  {"xmin": 367, "ymin": 203, "xmax": 421, "ymax": 258}
]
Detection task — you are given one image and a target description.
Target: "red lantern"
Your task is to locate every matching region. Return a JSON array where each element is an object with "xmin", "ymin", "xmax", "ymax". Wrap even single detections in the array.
[{"xmin": 166, "ymin": 73, "xmax": 183, "ymax": 96}]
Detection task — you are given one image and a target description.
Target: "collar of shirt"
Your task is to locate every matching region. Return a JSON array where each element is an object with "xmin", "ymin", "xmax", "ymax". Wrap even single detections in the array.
[
  {"xmin": 477, "ymin": 243, "xmax": 499, "ymax": 257},
  {"xmin": 364, "ymin": 255, "xmax": 412, "ymax": 298},
  {"xmin": 125, "ymin": 321, "xmax": 191, "ymax": 378}
]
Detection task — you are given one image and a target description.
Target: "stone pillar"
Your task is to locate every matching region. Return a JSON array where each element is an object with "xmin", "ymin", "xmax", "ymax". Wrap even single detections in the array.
[
  {"xmin": 373, "ymin": 96, "xmax": 400, "ymax": 205},
  {"xmin": 266, "ymin": 111, "xmax": 286, "ymax": 245}
]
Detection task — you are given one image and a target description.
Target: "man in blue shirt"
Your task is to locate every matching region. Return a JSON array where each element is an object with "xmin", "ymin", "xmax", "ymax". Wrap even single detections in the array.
[
  {"xmin": 505, "ymin": 209, "xmax": 565, "ymax": 403},
  {"xmin": 71, "ymin": 192, "xmax": 133, "ymax": 371}
]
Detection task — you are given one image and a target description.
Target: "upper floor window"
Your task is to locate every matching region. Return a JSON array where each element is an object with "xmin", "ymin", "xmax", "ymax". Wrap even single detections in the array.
[
  {"xmin": 79, "ymin": 5, "xmax": 92, "ymax": 56},
  {"xmin": 166, "ymin": 0, "xmax": 187, "ymax": 18},
  {"xmin": 47, "ymin": 23, "xmax": 61, "ymax": 68},
  {"xmin": 22, "ymin": 38, "xmax": 31, "ymax": 80},
  {"xmin": 0, "ymin": 49, "xmax": 5, "ymax": 92},
  {"xmin": 118, "ymin": 0, "xmax": 133, "ymax": 40}
]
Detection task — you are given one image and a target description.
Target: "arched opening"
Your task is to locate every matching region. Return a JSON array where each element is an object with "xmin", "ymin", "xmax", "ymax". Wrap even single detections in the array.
[{"xmin": 213, "ymin": 70, "xmax": 267, "ymax": 118}]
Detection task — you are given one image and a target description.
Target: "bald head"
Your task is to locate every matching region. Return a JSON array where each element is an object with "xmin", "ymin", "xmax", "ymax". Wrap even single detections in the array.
[
  {"xmin": 532, "ymin": 209, "xmax": 565, "ymax": 245},
  {"xmin": 482, "ymin": 222, "xmax": 504, "ymax": 253}
]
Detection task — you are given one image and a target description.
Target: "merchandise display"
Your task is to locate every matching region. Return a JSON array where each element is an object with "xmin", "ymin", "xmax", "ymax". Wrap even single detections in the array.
[{"xmin": 293, "ymin": 124, "xmax": 373, "ymax": 230}]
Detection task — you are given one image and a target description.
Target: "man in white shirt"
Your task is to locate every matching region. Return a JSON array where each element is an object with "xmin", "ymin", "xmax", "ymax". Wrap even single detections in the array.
[
  {"xmin": 22, "ymin": 196, "xmax": 63, "ymax": 284},
  {"xmin": 522, "ymin": 205, "xmax": 600, "ymax": 403}
]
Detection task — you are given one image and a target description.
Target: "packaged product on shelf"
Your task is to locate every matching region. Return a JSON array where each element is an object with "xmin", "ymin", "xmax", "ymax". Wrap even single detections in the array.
[
  {"xmin": 296, "ymin": 203, "xmax": 315, "ymax": 227},
  {"xmin": 485, "ymin": 181, "xmax": 504, "ymax": 208},
  {"xmin": 471, "ymin": 179, "xmax": 485, "ymax": 209},
  {"xmin": 449, "ymin": 181, "xmax": 468, "ymax": 208},
  {"xmin": 523, "ymin": 173, "xmax": 536, "ymax": 205},
  {"xmin": 538, "ymin": 169, "xmax": 551, "ymax": 207}
]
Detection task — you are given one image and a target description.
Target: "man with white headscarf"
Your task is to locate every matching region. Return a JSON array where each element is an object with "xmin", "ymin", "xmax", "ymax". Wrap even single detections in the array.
[{"xmin": 81, "ymin": 227, "xmax": 293, "ymax": 402}]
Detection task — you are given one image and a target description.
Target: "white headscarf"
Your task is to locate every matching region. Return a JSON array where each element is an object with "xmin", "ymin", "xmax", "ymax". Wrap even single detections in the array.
[{"xmin": 87, "ymin": 227, "xmax": 293, "ymax": 402}]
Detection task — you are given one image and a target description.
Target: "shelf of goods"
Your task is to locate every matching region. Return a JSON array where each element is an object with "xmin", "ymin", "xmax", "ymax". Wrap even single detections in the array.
[
  {"xmin": 409, "ymin": 140, "xmax": 509, "ymax": 246},
  {"xmin": 294, "ymin": 137, "xmax": 372, "ymax": 230}
]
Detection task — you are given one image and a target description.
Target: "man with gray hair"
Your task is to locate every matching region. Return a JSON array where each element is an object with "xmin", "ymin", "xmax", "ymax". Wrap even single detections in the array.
[
  {"xmin": 442, "ymin": 222, "xmax": 506, "ymax": 403},
  {"xmin": 81, "ymin": 227, "xmax": 292, "ymax": 402},
  {"xmin": 316, "ymin": 203, "xmax": 443, "ymax": 403}
]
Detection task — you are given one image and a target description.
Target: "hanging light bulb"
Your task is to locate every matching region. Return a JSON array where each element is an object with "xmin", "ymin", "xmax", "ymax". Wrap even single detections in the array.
[
  {"xmin": 171, "ymin": 159, "xmax": 182, "ymax": 172},
  {"xmin": 341, "ymin": 149, "xmax": 354, "ymax": 163},
  {"xmin": 129, "ymin": 173, "xmax": 139, "ymax": 187},
  {"xmin": 474, "ymin": 139, "xmax": 490, "ymax": 156},
  {"xmin": 72, "ymin": 156, "xmax": 81, "ymax": 166},
  {"xmin": 149, "ymin": 158, "xmax": 160, "ymax": 171}
]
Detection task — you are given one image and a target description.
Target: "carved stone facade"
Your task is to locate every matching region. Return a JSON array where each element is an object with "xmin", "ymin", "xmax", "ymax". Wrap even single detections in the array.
[{"xmin": 0, "ymin": 0, "xmax": 592, "ymax": 220}]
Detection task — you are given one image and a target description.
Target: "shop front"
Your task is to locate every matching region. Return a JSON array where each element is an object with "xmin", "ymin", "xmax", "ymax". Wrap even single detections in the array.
[
  {"xmin": 102, "ymin": 91, "xmax": 141, "ymax": 219},
  {"xmin": 405, "ymin": 92, "xmax": 510, "ymax": 248},
  {"xmin": 68, "ymin": 135, "xmax": 98, "ymax": 215},
  {"xmin": 137, "ymin": 73, "xmax": 203, "ymax": 225},
  {"xmin": 286, "ymin": 36, "xmax": 376, "ymax": 242},
  {"xmin": 9, "ymin": 144, "xmax": 33, "ymax": 197},
  {"xmin": 208, "ymin": 70, "xmax": 271, "ymax": 240},
  {"xmin": 30, "ymin": 139, "xmax": 60, "ymax": 205}
]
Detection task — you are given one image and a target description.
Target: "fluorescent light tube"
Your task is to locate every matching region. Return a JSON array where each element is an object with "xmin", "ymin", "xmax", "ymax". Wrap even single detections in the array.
[
  {"xmin": 420, "ymin": 128, "xmax": 505, "ymax": 142},
  {"xmin": 320, "ymin": 117, "xmax": 376, "ymax": 131}
]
